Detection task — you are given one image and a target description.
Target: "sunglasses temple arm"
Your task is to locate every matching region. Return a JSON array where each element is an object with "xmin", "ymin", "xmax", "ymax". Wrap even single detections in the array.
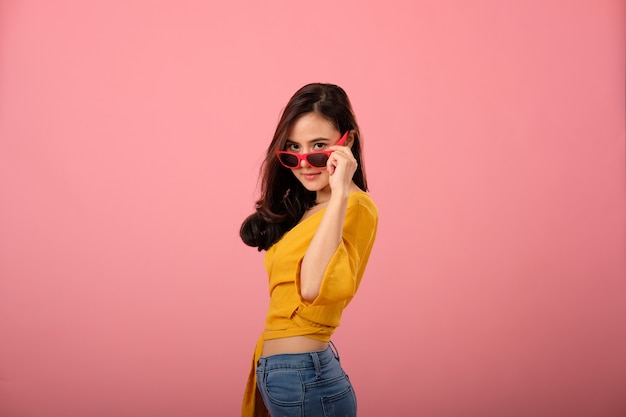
[{"xmin": 336, "ymin": 131, "xmax": 349, "ymax": 146}]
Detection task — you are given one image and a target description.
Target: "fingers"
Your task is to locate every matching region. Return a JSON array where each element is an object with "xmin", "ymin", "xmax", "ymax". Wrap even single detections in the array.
[
  {"xmin": 326, "ymin": 146, "xmax": 358, "ymax": 180},
  {"xmin": 327, "ymin": 144, "xmax": 357, "ymax": 166},
  {"xmin": 328, "ymin": 148, "xmax": 357, "ymax": 170}
]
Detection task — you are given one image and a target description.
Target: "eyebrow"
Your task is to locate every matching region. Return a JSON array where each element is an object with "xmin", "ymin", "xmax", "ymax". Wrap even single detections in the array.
[{"xmin": 285, "ymin": 137, "xmax": 331, "ymax": 145}]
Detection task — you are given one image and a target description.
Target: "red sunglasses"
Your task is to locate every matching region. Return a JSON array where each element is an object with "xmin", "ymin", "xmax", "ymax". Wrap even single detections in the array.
[{"xmin": 276, "ymin": 131, "xmax": 349, "ymax": 169}]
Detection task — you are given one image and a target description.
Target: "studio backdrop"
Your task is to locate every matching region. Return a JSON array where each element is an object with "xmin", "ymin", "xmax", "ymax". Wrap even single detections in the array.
[{"xmin": 0, "ymin": 1, "xmax": 624, "ymax": 416}]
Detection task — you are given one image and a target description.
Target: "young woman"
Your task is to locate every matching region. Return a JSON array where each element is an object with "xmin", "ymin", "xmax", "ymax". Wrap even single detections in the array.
[{"xmin": 240, "ymin": 83, "xmax": 378, "ymax": 417}]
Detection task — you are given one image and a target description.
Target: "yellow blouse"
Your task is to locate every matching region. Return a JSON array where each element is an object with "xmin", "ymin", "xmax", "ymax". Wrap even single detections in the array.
[{"xmin": 241, "ymin": 191, "xmax": 378, "ymax": 417}]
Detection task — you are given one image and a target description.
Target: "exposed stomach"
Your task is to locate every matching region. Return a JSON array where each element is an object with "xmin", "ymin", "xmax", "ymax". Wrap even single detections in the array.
[{"xmin": 261, "ymin": 336, "xmax": 329, "ymax": 357}]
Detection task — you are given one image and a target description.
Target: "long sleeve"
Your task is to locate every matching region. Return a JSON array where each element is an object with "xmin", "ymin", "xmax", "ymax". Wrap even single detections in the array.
[{"xmin": 295, "ymin": 193, "xmax": 378, "ymax": 307}]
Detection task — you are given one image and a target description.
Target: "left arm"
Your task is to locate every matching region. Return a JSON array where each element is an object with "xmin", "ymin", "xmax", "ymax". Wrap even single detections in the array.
[
  {"xmin": 298, "ymin": 144, "xmax": 359, "ymax": 303},
  {"xmin": 299, "ymin": 191, "xmax": 350, "ymax": 302}
]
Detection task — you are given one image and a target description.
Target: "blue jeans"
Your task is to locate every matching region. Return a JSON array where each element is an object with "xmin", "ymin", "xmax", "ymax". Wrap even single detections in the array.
[{"xmin": 256, "ymin": 343, "xmax": 357, "ymax": 417}]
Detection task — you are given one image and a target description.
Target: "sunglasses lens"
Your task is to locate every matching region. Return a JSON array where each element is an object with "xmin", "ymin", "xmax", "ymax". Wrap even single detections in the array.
[
  {"xmin": 306, "ymin": 154, "xmax": 329, "ymax": 167},
  {"xmin": 278, "ymin": 153, "xmax": 299, "ymax": 168}
]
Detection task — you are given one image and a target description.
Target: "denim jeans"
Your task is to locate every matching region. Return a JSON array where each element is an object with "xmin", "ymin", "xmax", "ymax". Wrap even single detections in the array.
[{"xmin": 256, "ymin": 343, "xmax": 357, "ymax": 417}]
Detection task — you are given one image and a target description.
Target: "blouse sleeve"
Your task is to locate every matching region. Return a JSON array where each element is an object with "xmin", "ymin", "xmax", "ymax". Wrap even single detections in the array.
[{"xmin": 295, "ymin": 195, "xmax": 378, "ymax": 306}]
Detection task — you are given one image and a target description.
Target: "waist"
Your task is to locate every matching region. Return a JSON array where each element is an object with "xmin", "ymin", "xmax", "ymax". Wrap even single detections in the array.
[
  {"xmin": 261, "ymin": 336, "xmax": 329, "ymax": 357},
  {"xmin": 258, "ymin": 344, "xmax": 337, "ymax": 370}
]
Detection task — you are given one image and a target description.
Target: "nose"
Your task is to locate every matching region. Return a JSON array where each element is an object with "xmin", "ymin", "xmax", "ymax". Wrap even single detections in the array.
[{"xmin": 300, "ymin": 157, "xmax": 309, "ymax": 168}]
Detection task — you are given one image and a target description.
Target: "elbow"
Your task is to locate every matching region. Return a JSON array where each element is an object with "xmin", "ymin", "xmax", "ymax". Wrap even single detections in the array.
[{"xmin": 300, "ymin": 285, "xmax": 319, "ymax": 303}]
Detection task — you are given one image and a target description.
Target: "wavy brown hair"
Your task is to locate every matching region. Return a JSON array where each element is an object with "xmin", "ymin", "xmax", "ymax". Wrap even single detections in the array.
[{"xmin": 240, "ymin": 83, "xmax": 368, "ymax": 251}]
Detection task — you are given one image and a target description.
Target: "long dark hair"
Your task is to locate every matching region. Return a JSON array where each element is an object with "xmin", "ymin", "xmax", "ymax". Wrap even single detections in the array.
[{"xmin": 240, "ymin": 83, "xmax": 368, "ymax": 251}]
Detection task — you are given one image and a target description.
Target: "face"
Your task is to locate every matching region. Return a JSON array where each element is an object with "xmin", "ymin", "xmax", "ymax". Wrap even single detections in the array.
[{"xmin": 283, "ymin": 112, "xmax": 342, "ymax": 195}]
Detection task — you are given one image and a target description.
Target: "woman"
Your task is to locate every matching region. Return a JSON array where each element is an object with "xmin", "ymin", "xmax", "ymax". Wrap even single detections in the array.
[{"xmin": 240, "ymin": 83, "xmax": 378, "ymax": 417}]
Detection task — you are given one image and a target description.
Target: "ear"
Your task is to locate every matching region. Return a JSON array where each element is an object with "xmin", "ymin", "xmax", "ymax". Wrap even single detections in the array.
[{"xmin": 346, "ymin": 129, "xmax": 357, "ymax": 148}]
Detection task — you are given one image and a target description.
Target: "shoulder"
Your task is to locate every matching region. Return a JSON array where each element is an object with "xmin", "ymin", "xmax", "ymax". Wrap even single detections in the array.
[{"xmin": 346, "ymin": 191, "xmax": 378, "ymax": 220}]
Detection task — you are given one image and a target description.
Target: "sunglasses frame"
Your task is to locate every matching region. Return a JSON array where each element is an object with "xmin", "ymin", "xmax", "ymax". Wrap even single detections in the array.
[{"xmin": 276, "ymin": 131, "xmax": 349, "ymax": 169}]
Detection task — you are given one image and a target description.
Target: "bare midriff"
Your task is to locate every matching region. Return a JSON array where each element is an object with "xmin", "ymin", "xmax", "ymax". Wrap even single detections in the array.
[{"xmin": 261, "ymin": 336, "xmax": 329, "ymax": 357}]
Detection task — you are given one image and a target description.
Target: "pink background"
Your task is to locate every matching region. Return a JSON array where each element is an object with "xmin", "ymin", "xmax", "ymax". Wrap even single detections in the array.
[{"xmin": 1, "ymin": 1, "xmax": 625, "ymax": 416}]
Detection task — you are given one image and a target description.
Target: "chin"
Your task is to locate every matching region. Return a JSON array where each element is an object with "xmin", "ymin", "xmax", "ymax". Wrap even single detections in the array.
[{"xmin": 300, "ymin": 182, "xmax": 330, "ymax": 194}]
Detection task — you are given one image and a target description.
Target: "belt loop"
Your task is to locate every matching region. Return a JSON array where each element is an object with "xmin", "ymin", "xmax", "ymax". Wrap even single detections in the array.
[
  {"xmin": 329, "ymin": 340, "xmax": 340, "ymax": 361},
  {"xmin": 310, "ymin": 351, "xmax": 322, "ymax": 380}
]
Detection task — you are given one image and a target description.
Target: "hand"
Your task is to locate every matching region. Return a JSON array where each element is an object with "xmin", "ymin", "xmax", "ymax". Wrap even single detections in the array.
[{"xmin": 326, "ymin": 143, "xmax": 358, "ymax": 194}]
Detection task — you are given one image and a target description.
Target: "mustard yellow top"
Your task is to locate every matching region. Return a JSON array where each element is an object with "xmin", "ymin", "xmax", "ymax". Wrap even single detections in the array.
[{"xmin": 241, "ymin": 191, "xmax": 378, "ymax": 416}]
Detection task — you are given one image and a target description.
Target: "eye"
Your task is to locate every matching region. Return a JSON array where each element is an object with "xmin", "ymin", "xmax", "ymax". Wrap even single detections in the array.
[
  {"xmin": 313, "ymin": 142, "xmax": 327, "ymax": 151},
  {"xmin": 286, "ymin": 143, "xmax": 299, "ymax": 151}
]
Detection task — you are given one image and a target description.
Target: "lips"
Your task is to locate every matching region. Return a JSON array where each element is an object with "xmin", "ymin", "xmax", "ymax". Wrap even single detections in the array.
[{"xmin": 301, "ymin": 172, "xmax": 321, "ymax": 181}]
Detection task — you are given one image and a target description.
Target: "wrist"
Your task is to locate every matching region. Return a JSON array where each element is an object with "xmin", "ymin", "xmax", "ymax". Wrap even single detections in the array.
[{"xmin": 327, "ymin": 189, "xmax": 350, "ymax": 210}]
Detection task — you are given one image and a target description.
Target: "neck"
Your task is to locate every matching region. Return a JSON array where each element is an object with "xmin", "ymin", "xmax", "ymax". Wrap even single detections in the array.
[{"xmin": 315, "ymin": 187, "xmax": 331, "ymax": 205}]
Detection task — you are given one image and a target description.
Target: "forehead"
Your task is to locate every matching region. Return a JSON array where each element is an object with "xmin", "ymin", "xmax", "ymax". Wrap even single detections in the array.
[{"xmin": 287, "ymin": 113, "xmax": 339, "ymax": 142}]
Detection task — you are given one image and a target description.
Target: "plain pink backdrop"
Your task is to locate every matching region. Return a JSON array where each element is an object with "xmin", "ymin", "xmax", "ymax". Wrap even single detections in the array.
[{"xmin": 1, "ymin": 1, "xmax": 625, "ymax": 416}]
